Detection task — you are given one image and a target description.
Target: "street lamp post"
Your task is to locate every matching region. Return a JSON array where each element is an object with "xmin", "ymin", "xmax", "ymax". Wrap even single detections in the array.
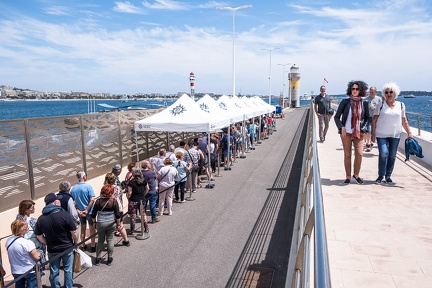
[
  {"xmin": 217, "ymin": 4, "xmax": 252, "ymax": 171},
  {"xmin": 217, "ymin": 5, "xmax": 252, "ymax": 99},
  {"xmin": 277, "ymin": 63, "xmax": 291, "ymax": 108},
  {"xmin": 262, "ymin": 48, "xmax": 279, "ymax": 105}
]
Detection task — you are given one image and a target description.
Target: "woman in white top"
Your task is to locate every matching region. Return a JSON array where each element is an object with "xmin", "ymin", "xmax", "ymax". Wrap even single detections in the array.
[
  {"xmin": 6, "ymin": 220, "xmax": 41, "ymax": 288},
  {"xmin": 371, "ymin": 82, "xmax": 413, "ymax": 184},
  {"xmin": 157, "ymin": 158, "xmax": 178, "ymax": 216}
]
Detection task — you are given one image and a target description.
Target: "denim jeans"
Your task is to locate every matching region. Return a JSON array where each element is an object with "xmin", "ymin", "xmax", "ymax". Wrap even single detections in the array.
[
  {"xmin": 12, "ymin": 272, "xmax": 37, "ymax": 288},
  {"xmin": 48, "ymin": 250, "xmax": 74, "ymax": 288},
  {"xmin": 376, "ymin": 137, "xmax": 400, "ymax": 178},
  {"xmin": 144, "ymin": 190, "xmax": 158, "ymax": 220}
]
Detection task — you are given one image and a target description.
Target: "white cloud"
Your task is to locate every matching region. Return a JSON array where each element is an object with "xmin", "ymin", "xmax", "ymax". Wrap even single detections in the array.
[
  {"xmin": 113, "ymin": 1, "xmax": 145, "ymax": 14},
  {"xmin": 42, "ymin": 6, "xmax": 71, "ymax": 16},
  {"xmin": 141, "ymin": 0, "xmax": 189, "ymax": 10},
  {"xmin": 1, "ymin": 1, "xmax": 432, "ymax": 94}
]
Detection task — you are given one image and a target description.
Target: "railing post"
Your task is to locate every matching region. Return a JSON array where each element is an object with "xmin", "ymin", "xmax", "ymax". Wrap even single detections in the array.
[
  {"xmin": 23, "ymin": 119, "xmax": 36, "ymax": 200},
  {"xmin": 416, "ymin": 115, "xmax": 421, "ymax": 136},
  {"xmin": 79, "ymin": 115, "xmax": 87, "ymax": 174}
]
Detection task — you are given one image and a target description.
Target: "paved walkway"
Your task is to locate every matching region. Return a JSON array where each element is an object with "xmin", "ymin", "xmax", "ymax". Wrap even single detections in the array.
[
  {"xmin": 26, "ymin": 107, "xmax": 307, "ymax": 288},
  {"xmin": 317, "ymin": 117, "xmax": 432, "ymax": 288}
]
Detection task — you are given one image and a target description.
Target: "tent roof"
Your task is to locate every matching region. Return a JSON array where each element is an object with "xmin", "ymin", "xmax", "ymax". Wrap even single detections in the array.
[{"xmin": 134, "ymin": 94, "xmax": 229, "ymax": 132}]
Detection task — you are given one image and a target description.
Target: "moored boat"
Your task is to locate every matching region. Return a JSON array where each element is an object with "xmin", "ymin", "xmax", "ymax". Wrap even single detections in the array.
[{"xmin": 403, "ymin": 94, "xmax": 415, "ymax": 98}]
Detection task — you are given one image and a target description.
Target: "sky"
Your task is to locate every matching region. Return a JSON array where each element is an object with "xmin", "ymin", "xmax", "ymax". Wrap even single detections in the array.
[{"xmin": 1, "ymin": 0, "xmax": 432, "ymax": 96}]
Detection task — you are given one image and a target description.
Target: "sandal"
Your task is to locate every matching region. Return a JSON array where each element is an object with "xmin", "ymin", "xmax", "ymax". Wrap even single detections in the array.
[{"xmin": 114, "ymin": 231, "xmax": 121, "ymax": 237}]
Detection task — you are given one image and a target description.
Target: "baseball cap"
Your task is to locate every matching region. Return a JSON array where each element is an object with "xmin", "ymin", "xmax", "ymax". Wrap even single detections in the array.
[{"xmin": 44, "ymin": 193, "xmax": 62, "ymax": 205}]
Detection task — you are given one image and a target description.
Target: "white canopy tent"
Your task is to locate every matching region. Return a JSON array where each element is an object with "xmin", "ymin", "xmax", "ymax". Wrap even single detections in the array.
[
  {"xmin": 134, "ymin": 94, "xmax": 229, "ymax": 133},
  {"xmin": 251, "ymin": 96, "xmax": 275, "ymax": 114},
  {"xmin": 216, "ymin": 95, "xmax": 244, "ymax": 123},
  {"xmin": 196, "ymin": 94, "xmax": 230, "ymax": 121}
]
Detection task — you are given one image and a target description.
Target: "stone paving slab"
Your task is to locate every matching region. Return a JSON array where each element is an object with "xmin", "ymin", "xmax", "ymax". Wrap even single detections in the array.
[{"xmin": 317, "ymin": 116, "xmax": 432, "ymax": 288}]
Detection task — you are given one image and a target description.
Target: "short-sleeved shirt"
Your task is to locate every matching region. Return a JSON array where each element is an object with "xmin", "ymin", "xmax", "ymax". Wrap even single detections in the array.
[
  {"xmin": 127, "ymin": 179, "xmax": 148, "ymax": 202},
  {"xmin": 184, "ymin": 148, "xmax": 199, "ymax": 165},
  {"xmin": 150, "ymin": 157, "xmax": 165, "ymax": 173},
  {"xmin": 374, "ymin": 101, "xmax": 406, "ymax": 138},
  {"xmin": 172, "ymin": 160, "xmax": 188, "ymax": 182},
  {"xmin": 70, "ymin": 182, "xmax": 95, "ymax": 213},
  {"xmin": 142, "ymin": 170, "xmax": 157, "ymax": 192},
  {"xmin": 158, "ymin": 166, "xmax": 178, "ymax": 188},
  {"xmin": 364, "ymin": 96, "xmax": 382, "ymax": 117},
  {"xmin": 314, "ymin": 94, "xmax": 331, "ymax": 114},
  {"xmin": 6, "ymin": 236, "xmax": 37, "ymax": 274}
]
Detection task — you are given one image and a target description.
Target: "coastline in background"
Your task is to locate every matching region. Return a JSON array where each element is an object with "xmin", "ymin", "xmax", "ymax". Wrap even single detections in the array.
[{"xmin": 1, "ymin": 96, "xmax": 431, "ymax": 133}]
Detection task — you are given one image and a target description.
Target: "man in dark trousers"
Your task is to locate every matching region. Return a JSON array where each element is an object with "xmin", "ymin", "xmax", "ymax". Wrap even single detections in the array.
[
  {"xmin": 35, "ymin": 193, "xmax": 78, "ymax": 288},
  {"xmin": 314, "ymin": 85, "xmax": 332, "ymax": 142}
]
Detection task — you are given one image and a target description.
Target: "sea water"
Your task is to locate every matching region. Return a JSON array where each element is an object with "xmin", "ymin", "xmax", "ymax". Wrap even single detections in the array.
[{"xmin": 1, "ymin": 97, "xmax": 431, "ymax": 132}]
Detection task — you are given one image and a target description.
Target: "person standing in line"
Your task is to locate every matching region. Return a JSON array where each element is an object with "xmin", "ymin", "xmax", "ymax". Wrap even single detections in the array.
[
  {"xmin": 184, "ymin": 142, "xmax": 201, "ymax": 191},
  {"xmin": 150, "ymin": 148, "xmax": 167, "ymax": 174},
  {"xmin": 173, "ymin": 151, "xmax": 191, "ymax": 203},
  {"xmin": 35, "ymin": 193, "xmax": 78, "ymax": 288},
  {"xmin": 371, "ymin": 82, "xmax": 413, "ymax": 184},
  {"xmin": 16, "ymin": 200, "xmax": 46, "ymax": 264},
  {"xmin": 104, "ymin": 172, "xmax": 130, "ymax": 245},
  {"xmin": 157, "ymin": 158, "xmax": 178, "ymax": 216},
  {"xmin": 174, "ymin": 141, "xmax": 187, "ymax": 160},
  {"xmin": 363, "ymin": 86, "xmax": 382, "ymax": 152},
  {"xmin": 126, "ymin": 168, "xmax": 149, "ymax": 235},
  {"xmin": 141, "ymin": 160, "xmax": 159, "ymax": 223},
  {"xmin": 111, "ymin": 164, "xmax": 127, "ymax": 238},
  {"xmin": 220, "ymin": 130, "xmax": 234, "ymax": 169},
  {"xmin": 334, "ymin": 80, "xmax": 370, "ymax": 185},
  {"xmin": 314, "ymin": 85, "xmax": 332, "ymax": 142},
  {"xmin": 70, "ymin": 171, "xmax": 96, "ymax": 252},
  {"xmin": 6, "ymin": 220, "xmax": 41, "ymax": 288},
  {"xmin": 57, "ymin": 181, "xmax": 80, "ymax": 227},
  {"xmin": 91, "ymin": 184, "xmax": 123, "ymax": 266},
  {"xmin": 166, "ymin": 144, "xmax": 177, "ymax": 162}
]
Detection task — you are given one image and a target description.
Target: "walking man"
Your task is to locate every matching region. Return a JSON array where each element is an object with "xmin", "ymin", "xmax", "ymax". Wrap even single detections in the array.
[
  {"xmin": 314, "ymin": 85, "xmax": 331, "ymax": 142},
  {"xmin": 70, "ymin": 171, "xmax": 96, "ymax": 252},
  {"xmin": 363, "ymin": 86, "xmax": 382, "ymax": 151},
  {"xmin": 35, "ymin": 193, "xmax": 78, "ymax": 288}
]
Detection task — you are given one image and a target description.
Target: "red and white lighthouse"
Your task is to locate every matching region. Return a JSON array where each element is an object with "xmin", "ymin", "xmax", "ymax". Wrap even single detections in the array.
[{"xmin": 189, "ymin": 72, "xmax": 196, "ymax": 101}]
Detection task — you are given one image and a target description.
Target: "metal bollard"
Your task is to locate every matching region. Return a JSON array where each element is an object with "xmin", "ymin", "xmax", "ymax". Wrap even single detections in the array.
[{"xmin": 135, "ymin": 201, "xmax": 150, "ymax": 240}]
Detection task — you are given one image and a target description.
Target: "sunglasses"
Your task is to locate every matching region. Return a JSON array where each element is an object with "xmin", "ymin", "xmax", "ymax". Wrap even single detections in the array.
[
  {"xmin": 351, "ymin": 88, "xmax": 359, "ymax": 91},
  {"xmin": 385, "ymin": 91, "xmax": 394, "ymax": 94}
]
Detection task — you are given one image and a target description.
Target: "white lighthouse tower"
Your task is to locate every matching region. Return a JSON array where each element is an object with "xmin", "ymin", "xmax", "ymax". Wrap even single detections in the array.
[{"xmin": 288, "ymin": 65, "xmax": 301, "ymax": 108}]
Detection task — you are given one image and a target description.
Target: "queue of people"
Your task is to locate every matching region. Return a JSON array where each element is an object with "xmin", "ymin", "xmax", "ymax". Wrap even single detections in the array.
[
  {"xmin": 2, "ymin": 117, "xmax": 279, "ymax": 288},
  {"xmin": 317, "ymin": 81, "xmax": 414, "ymax": 185}
]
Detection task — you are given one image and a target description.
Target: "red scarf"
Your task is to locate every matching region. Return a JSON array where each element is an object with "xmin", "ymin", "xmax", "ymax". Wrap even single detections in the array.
[{"xmin": 349, "ymin": 95, "xmax": 361, "ymax": 139}]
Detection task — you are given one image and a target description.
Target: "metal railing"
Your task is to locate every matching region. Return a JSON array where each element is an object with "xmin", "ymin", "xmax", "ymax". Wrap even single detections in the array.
[
  {"xmin": 286, "ymin": 104, "xmax": 331, "ymax": 288},
  {"xmin": 0, "ymin": 109, "xmax": 201, "ymax": 213},
  {"xmin": 406, "ymin": 111, "xmax": 432, "ymax": 138}
]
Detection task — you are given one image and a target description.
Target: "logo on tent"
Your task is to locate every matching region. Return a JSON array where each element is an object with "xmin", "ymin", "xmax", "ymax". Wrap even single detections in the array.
[
  {"xmin": 170, "ymin": 104, "xmax": 186, "ymax": 116},
  {"xmin": 200, "ymin": 103, "xmax": 210, "ymax": 113},
  {"xmin": 219, "ymin": 102, "xmax": 227, "ymax": 110}
]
